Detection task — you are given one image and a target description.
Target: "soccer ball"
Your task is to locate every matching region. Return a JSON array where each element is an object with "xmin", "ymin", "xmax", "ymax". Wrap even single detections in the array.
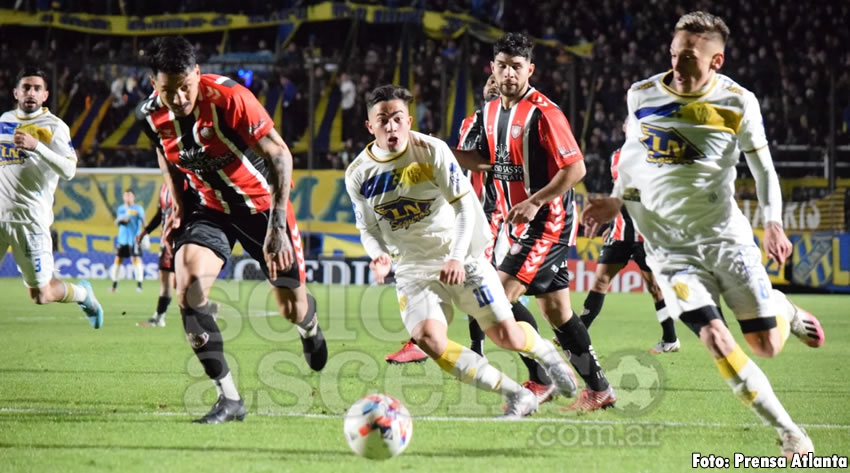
[{"xmin": 343, "ymin": 394, "xmax": 413, "ymax": 460}]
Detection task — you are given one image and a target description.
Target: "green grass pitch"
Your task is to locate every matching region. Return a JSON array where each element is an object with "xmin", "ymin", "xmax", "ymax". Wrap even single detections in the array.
[{"xmin": 0, "ymin": 279, "xmax": 847, "ymax": 472}]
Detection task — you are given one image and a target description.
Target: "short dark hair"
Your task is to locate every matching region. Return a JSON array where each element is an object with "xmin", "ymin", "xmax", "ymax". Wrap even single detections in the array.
[
  {"xmin": 16, "ymin": 67, "xmax": 49, "ymax": 90},
  {"xmin": 146, "ymin": 36, "xmax": 196, "ymax": 75},
  {"xmin": 123, "ymin": 189, "xmax": 135, "ymax": 195},
  {"xmin": 365, "ymin": 84, "xmax": 413, "ymax": 114},
  {"xmin": 675, "ymin": 11, "xmax": 730, "ymax": 44},
  {"xmin": 493, "ymin": 32, "xmax": 534, "ymax": 61}
]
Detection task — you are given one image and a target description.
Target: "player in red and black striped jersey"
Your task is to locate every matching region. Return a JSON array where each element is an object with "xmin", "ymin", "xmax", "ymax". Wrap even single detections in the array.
[
  {"xmin": 580, "ymin": 148, "xmax": 680, "ymax": 354},
  {"xmin": 137, "ymin": 37, "xmax": 327, "ymax": 424},
  {"xmin": 454, "ymin": 33, "xmax": 614, "ymax": 412}
]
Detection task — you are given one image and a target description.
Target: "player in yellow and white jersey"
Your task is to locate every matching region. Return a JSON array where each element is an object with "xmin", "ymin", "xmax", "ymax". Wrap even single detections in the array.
[
  {"xmin": 346, "ymin": 84, "xmax": 578, "ymax": 418},
  {"xmin": 582, "ymin": 12, "xmax": 823, "ymax": 457},
  {"xmin": 0, "ymin": 67, "xmax": 103, "ymax": 328}
]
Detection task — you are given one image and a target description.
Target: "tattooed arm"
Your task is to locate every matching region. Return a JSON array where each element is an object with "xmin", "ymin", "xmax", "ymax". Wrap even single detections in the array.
[{"xmin": 251, "ymin": 128, "xmax": 295, "ymax": 280}]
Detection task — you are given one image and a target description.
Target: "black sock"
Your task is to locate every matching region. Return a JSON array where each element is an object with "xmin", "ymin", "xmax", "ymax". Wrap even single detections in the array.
[
  {"xmin": 181, "ymin": 302, "xmax": 228, "ymax": 380},
  {"xmin": 655, "ymin": 300, "xmax": 677, "ymax": 342},
  {"xmin": 156, "ymin": 296, "xmax": 171, "ymax": 315},
  {"xmin": 580, "ymin": 291, "xmax": 606, "ymax": 328},
  {"xmin": 137, "ymin": 281, "xmax": 142, "ymax": 289},
  {"xmin": 467, "ymin": 317, "xmax": 485, "ymax": 356},
  {"xmin": 554, "ymin": 314, "xmax": 609, "ymax": 391},
  {"xmin": 511, "ymin": 302, "xmax": 552, "ymax": 385},
  {"xmin": 112, "ymin": 281, "xmax": 117, "ymax": 290}
]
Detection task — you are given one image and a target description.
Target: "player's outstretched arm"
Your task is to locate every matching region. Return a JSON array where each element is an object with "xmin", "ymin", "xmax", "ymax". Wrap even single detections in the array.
[
  {"xmin": 253, "ymin": 128, "xmax": 295, "ymax": 279},
  {"xmin": 452, "ymin": 149, "xmax": 492, "ymax": 172},
  {"xmin": 582, "ymin": 197, "xmax": 622, "ymax": 238}
]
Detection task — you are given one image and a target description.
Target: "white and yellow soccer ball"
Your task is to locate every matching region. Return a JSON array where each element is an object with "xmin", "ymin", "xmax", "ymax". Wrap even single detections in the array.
[{"xmin": 343, "ymin": 394, "xmax": 413, "ymax": 460}]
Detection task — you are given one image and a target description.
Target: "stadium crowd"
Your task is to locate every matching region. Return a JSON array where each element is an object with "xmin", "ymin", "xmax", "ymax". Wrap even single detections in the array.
[{"xmin": 0, "ymin": 0, "xmax": 848, "ymax": 190}]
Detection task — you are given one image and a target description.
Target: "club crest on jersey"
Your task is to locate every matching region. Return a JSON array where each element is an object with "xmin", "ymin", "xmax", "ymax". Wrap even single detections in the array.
[
  {"xmin": 374, "ymin": 197, "xmax": 434, "ymax": 231},
  {"xmin": 200, "ymin": 127, "xmax": 214, "ymax": 140},
  {"xmin": 511, "ymin": 124, "xmax": 522, "ymax": 139},
  {"xmin": 639, "ymin": 124, "xmax": 705, "ymax": 166}
]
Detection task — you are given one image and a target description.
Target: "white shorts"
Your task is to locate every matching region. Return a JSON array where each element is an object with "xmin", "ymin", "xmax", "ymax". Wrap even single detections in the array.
[
  {"xmin": 395, "ymin": 258, "xmax": 514, "ymax": 335},
  {"xmin": 646, "ymin": 241, "xmax": 779, "ymax": 327},
  {"xmin": 0, "ymin": 220, "xmax": 54, "ymax": 288}
]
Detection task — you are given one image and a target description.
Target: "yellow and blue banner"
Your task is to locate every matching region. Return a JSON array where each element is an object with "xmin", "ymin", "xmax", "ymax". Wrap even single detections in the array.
[
  {"xmin": 69, "ymin": 96, "xmax": 112, "ymax": 152},
  {"xmin": 444, "ymin": 42, "xmax": 475, "ymax": 146},
  {"xmin": 1, "ymin": 170, "xmax": 847, "ymax": 291},
  {"xmin": 393, "ymin": 31, "xmax": 416, "ymax": 130},
  {"xmin": 0, "ymin": 3, "xmax": 592, "ymax": 58}
]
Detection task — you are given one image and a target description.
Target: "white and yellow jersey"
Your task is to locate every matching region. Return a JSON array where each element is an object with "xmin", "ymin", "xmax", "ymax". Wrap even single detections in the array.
[
  {"xmin": 0, "ymin": 107, "xmax": 76, "ymax": 225},
  {"xmin": 346, "ymin": 131, "xmax": 489, "ymax": 271},
  {"xmin": 614, "ymin": 71, "xmax": 767, "ymax": 252}
]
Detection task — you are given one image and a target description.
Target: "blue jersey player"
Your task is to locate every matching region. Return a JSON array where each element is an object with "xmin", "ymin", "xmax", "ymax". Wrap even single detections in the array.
[{"xmin": 111, "ymin": 189, "xmax": 146, "ymax": 292}]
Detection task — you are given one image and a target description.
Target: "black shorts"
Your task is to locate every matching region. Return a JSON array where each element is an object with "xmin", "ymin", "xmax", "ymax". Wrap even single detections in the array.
[
  {"xmin": 158, "ymin": 248, "xmax": 175, "ymax": 272},
  {"xmin": 499, "ymin": 236, "xmax": 571, "ymax": 296},
  {"xmin": 174, "ymin": 202, "xmax": 305, "ymax": 289},
  {"xmin": 597, "ymin": 240, "xmax": 651, "ymax": 272},
  {"xmin": 116, "ymin": 243, "xmax": 141, "ymax": 258}
]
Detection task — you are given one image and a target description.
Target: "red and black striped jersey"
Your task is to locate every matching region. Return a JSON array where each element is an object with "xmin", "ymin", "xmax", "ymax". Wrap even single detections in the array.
[
  {"xmin": 137, "ymin": 74, "xmax": 274, "ymax": 215},
  {"xmin": 606, "ymin": 148, "xmax": 642, "ymax": 244},
  {"xmin": 473, "ymin": 88, "xmax": 583, "ymax": 243}
]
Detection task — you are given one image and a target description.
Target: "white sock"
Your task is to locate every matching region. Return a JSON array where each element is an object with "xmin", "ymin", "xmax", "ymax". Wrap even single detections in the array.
[
  {"xmin": 656, "ymin": 305, "xmax": 669, "ymax": 323},
  {"xmin": 435, "ymin": 339, "xmax": 522, "ymax": 396},
  {"xmin": 214, "ymin": 372, "xmax": 241, "ymax": 401},
  {"xmin": 60, "ymin": 282, "xmax": 88, "ymax": 303},
  {"xmin": 109, "ymin": 264, "xmax": 119, "ymax": 282},
  {"xmin": 134, "ymin": 263, "xmax": 144, "ymax": 283},
  {"xmin": 716, "ymin": 345, "xmax": 799, "ymax": 436},
  {"xmin": 516, "ymin": 321, "xmax": 564, "ymax": 369}
]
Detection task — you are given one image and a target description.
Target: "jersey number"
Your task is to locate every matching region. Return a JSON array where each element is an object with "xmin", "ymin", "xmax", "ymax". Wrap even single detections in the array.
[{"xmin": 473, "ymin": 285, "xmax": 494, "ymax": 307}]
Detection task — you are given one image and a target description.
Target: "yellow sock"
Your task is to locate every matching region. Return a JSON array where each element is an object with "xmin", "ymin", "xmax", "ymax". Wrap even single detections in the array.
[
  {"xmin": 714, "ymin": 343, "xmax": 797, "ymax": 434},
  {"xmin": 435, "ymin": 339, "xmax": 520, "ymax": 395},
  {"xmin": 714, "ymin": 345, "xmax": 750, "ymax": 381},
  {"xmin": 60, "ymin": 282, "xmax": 75, "ymax": 302},
  {"xmin": 435, "ymin": 339, "xmax": 464, "ymax": 372}
]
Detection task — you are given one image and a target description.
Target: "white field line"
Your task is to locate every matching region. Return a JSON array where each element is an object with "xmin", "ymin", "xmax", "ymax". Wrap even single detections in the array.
[{"xmin": 1, "ymin": 407, "xmax": 848, "ymax": 430}]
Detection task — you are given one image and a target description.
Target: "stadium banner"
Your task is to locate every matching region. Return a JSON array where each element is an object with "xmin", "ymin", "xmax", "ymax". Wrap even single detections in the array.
[
  {"xmin": 0, "ymin": 2, "xmax": 592, "ymax": 57},
  {"xmin": 738, "ymin": 192, "xmax": 845, "ymax": 232},
  {"xmin": 1, "ymin": 170, "xmax": 848, "ymax": 291}
]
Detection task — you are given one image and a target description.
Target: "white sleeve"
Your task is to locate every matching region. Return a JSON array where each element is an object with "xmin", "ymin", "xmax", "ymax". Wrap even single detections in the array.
[
  {"xmin": 432, "ymin": 139, "xmax": 476, "ymax": 260},
  {"xmin": 744, "ymin": 146, "xmax": 783, "ymax": 224},
  {"xmin": 448, "ymin": 193, "xmax": 474, "ymax": 261},
  {"xmin": 737, "ymin": 91, "xmax": 769, "ymax": 153},
  {"xmin": 433, "ymin": 139, "xmax": 472, "ymax": 204},
  {"xmin": 33, "ymin": 122, "xmax": 76, "ymax": 180},
  {"xmin": 345, "ymin": 168, "xmax": 391, "ymax": 260}
]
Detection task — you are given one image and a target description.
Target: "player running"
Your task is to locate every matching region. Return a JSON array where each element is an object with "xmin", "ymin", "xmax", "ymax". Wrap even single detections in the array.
[
  {"xmin": 453, "ymin": 33, "xmax": 614, "ymax": 412},
  {"xmin": 582, "ymin": 11, "xmax": 824, "ymax": 456},
  {"xmin": 346, "ymin": 84, "xmax": 578, "ymax": 418},
  {"xmin": 0, "ymin": 67, "xmax": 103, "ymax": 328},
  {"xmin": 137, "ymin": 37, "xmax": 328, "ymax": 423}
]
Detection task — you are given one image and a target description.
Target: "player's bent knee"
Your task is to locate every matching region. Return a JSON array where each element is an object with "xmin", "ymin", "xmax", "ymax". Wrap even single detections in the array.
[
  {"xmin": 412, "ymin": 329, "xmax": 446, "ymax": 359},
  {"xmin": 739, "ymin": 317, "xmax": 781, "ymax": 357},
  {"xmin": 487, "ymin": 322, "xmax": 524, "ymax": 351}
]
